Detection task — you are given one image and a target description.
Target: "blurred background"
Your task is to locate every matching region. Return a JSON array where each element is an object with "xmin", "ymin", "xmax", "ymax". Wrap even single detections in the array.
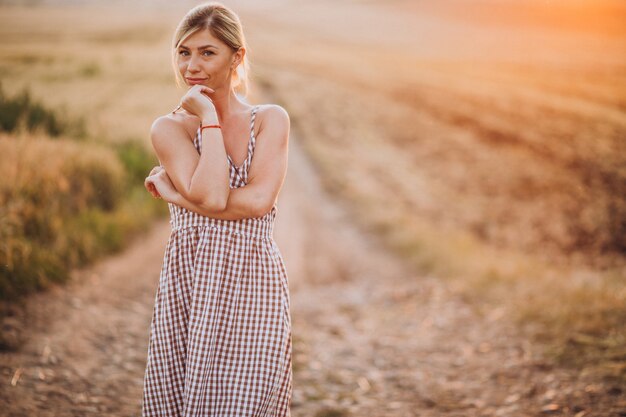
[{"xmin": 0, "ymin": 0, "xmax": 624, "ymax": 415}]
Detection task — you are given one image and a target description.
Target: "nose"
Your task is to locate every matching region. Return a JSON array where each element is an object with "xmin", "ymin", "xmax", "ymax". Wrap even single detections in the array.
[{"xmin": 187, "ymin": 54, "xmax": 201, "ymax": 73}]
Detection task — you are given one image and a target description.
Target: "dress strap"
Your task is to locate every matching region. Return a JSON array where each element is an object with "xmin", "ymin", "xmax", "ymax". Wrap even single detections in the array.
[
  {"xmin": 224, "ymin": 105, "xmax": 260, "ymax": 178},
  {"xmin": 250, "ymin": 105, "xmax": 259, "ymax": 141},
  {"xmin": 248, "ymin": 105, "xmax": 260, "ymax": 160}
]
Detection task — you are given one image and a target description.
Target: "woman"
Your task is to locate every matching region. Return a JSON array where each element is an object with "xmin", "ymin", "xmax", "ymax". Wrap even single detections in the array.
[{"xmin": 142, "ymin": 2, "xmax": 292, "ymax": 416}]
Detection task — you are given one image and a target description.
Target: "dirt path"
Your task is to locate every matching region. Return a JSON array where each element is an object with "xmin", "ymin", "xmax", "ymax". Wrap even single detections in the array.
[{"xmin": 1, "ymin": 130, "xmax": 618, "ymax": 416}]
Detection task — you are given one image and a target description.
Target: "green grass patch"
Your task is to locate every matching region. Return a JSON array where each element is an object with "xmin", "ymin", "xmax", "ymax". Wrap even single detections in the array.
[{"xmin": 0, "ymin": 81, "xmax": 87, "ymax": 138}]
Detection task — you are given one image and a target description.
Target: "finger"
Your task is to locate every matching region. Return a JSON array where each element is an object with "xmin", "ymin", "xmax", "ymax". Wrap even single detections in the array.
[
  {"xmin": 152, "ymin": 186, "xmax": 161, "ymax": 198},
  {"xmin": 145, "ymin": 176, "xmax": 156, "ymax": 191},
  {"xmin": 146, "ymin": 182, "xmax": 159, "ymax": 199},
  {"xmin": 145, "ymin": 183, "xmax": 155, "ymax": 197}
]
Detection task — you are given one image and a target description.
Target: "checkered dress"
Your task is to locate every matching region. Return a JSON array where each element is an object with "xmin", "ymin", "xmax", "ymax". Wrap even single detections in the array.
[{"xmin": 142, "ymin": 105, "xmax": 292, "ymax": 416}]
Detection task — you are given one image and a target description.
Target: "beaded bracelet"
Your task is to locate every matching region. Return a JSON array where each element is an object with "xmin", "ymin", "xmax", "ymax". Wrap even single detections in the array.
[{"xmin": 200, "ymin": 124, "xmax": 222, "ymax": 132}]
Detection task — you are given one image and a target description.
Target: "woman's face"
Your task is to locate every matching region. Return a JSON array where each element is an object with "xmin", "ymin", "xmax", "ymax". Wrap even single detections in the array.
[{"xmin": 176, "ymin": 28, "xmax": 242, "ymax": 91}]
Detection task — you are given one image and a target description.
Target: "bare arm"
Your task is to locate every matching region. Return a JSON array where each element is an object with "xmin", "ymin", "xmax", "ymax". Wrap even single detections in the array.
[
  {"xmin": 150, "ymin": 113, "xmax": 230, "ymax": 211},
  {"xmin": 147, "ymin": 104, "xmax": 290, "ymax": 220}
]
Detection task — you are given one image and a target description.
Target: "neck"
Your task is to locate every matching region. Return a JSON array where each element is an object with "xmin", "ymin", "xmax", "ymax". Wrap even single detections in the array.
[{"xmin": 206, "ymin": 86, "xmax": 244, "ymax": 122}]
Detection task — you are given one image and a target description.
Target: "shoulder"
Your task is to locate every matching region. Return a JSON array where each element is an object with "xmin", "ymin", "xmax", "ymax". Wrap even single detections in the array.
[
  {"xmin": 150, "ymin": 113, "xmax": 196, "ymax": 145},
  {"xmin": 257, "ymin": 104, "xmax": 289, "ymax": 123},
  {"xmin": 256, "ymin": 104, "xmax": 290, "ymax": 138}
]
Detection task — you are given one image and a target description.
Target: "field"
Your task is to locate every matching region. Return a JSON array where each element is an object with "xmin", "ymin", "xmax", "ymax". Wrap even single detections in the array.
[
  {"xmin": 0, "ymin": 0, "xmax": 624, "ymax": 415},
  {"xmin": 242, "ymin": 0, "xmax": 626, "ymax": 382}
]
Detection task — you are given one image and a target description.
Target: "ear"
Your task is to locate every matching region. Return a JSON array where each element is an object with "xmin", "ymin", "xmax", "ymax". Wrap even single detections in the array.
[{"xmin": 232, "ymin": 47, "xmax": 245, "ymax": 69}]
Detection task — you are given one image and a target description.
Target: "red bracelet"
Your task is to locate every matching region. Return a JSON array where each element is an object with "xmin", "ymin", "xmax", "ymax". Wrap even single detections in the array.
[{"xmin": 200, "ymin": 124, "xmax": 221, "ymax": 132}]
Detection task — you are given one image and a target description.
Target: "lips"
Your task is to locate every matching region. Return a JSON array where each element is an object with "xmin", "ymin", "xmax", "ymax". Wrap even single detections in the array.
[{"xmin": 187, "ymin": 78, "xmax": 207, "ymax": 84}]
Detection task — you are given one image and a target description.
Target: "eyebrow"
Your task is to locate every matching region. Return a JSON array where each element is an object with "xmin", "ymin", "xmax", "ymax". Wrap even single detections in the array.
[{"xmin": 178, "ymin": 44, "xmax": 218, "ymax": 50}]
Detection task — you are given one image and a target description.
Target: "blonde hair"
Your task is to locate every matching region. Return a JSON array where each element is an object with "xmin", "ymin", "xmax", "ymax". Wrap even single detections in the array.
[{"xmin": 171, "ymin": 2, "xmax": 250, "ymax": 97}]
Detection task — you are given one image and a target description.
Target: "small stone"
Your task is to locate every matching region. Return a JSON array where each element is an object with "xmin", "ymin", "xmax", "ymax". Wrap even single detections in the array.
[
  {"xmin": 505, "ymin": 393, "xmax": 521, "ymax": 403},
  {"xmin": 543, "ymin": 388, "xmax": 557, "ymax": 400},
  {"xmin": 541, "ymin": 403, "xmax": 560, "ymax": 413}
]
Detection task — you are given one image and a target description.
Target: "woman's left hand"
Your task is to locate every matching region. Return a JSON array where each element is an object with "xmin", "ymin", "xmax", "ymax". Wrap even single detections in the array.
[
  {"xmin": 145, "ymin": 167, "xmax": 180, "ymax": 204},
  {"xmin": 145, "ymin": 166, "xmax": 163, "ymax": 198}
]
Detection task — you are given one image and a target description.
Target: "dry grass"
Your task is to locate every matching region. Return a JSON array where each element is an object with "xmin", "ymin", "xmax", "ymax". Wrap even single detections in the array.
[
  {"xmin": 257, "ymin": 67, "xmax": 626, "ymax": 382},
  {"xmin": 0, "ymin": 133, "xmax": 120, "ymax": 297},
  {"xmin": 0, "ymin": 3, "xmax": 170, "ymax": 305},
  {"xmin": 0, "ymin": 131, "xmax": 165, "ymax": 305},
  {"xmin": 0, "ymin": 3, "xmax": 185, "ymax": 145},
  {"xmin": 241, "ymin": 0, "xmax": 626, "ymax": 381}
]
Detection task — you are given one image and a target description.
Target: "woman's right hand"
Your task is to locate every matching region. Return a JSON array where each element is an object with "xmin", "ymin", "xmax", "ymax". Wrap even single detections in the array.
[{"xmin": 179, "ymin": 85, "xmax": 218, "ymax": 120}]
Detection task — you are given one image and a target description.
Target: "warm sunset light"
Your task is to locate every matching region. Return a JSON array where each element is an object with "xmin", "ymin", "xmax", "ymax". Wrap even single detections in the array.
[
  {"xmin": 409, "ymin": 0, "xmax": 626, "ymax": 36},
  {"xmin": 1, "ymin": 0, "xmax": 624, "ymax": 416}
]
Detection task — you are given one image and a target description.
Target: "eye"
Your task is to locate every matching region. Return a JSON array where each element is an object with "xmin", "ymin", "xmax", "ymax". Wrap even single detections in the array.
[
  {"xmin": 202, "ymin": 51, "xmax": 214, "ymax": 56},
  {"xmin": 178, "ymin": 50, "xmax": 189, "ymax": 56}
]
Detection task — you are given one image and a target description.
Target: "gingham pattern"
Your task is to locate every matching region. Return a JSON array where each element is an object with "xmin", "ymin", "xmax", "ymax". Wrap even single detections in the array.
[{"xmin": 142, "ymin": 105, "xmax": 292, "ymax": 416}]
